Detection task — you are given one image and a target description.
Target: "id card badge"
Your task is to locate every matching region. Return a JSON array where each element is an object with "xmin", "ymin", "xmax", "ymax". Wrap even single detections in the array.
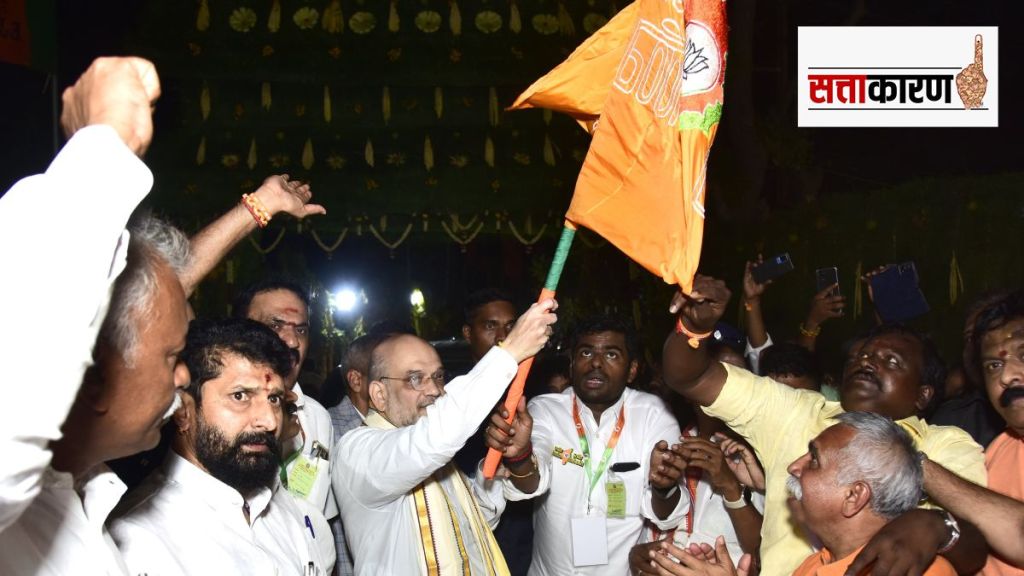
[
  {"xmin": 605, "ymin": 478, "xmax": 626, "ymax": 519},
  {"xmin": 287, "ymin": 454, "xmax": 319, "ymax": 499},
  {"xmin": 571, "ymin": 516, "xmax": 609, "ymax": 567}
]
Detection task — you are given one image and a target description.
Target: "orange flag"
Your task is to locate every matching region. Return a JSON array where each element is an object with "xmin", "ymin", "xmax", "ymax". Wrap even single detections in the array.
[{"xmin": 511, "ymin": 0, "xmax": 727, "ymax": 293}]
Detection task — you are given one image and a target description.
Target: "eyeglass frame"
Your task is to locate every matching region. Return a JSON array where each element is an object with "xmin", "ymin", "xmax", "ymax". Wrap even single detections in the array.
[{"xmin": 378, "ymin": 369, "xmax": 447, "ymax": 391}]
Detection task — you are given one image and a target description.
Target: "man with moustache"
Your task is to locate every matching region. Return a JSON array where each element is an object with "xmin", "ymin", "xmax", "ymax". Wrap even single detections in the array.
[
  {"xmin": 110, "ymin": 319, "xmax": 334, "ymax": 575},
  {"xmin": 331, "ymin": 300, "xmax": 556, "ymax": 575},
  {"xmin": 662, "ymin": 275, "xmax": 987, "ymax": 576},
  {"xmin": 0, "ymin": 57, "xmax": 194, "ymax": 575},
  {"xmin": 968, "ymin": 290, "xmax": 1024, "ymax": 574},
  {"xmin": 485, "ymin": 315, "xmax": 687, "ymax": 575},
  {"xmin": 644, "ymin": 413, "xmax": 956, "ymax": 576}
]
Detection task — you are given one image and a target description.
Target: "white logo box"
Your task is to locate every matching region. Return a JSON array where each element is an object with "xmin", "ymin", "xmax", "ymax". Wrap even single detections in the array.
[{"xmin": 797, "ymin": 27, "xmax": 998, "ymax": 127}]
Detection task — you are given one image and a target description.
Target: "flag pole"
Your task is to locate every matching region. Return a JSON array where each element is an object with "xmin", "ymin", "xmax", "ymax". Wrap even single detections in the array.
[{"xmin": 483, "ymin": 220, "xmax": 577, "ymax": 479}]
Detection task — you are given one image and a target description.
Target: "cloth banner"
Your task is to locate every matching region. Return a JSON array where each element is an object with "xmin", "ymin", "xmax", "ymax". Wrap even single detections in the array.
[{"xmin": 511, "ymin": 0, "xmax": 727, "ymax": 293}]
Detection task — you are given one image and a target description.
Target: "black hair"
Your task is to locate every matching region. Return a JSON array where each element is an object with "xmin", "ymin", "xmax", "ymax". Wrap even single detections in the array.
[
  {"xmin": 232, "ymin": 277, "xmax": 310, "ymax": 319},
  {"xmin": 855, "ymin": 323, "xmax": 947, "ymax": 413},
  {"xmin": 760, "ymin": 342, "xmax": 821, "ymax": 383},
  {"xmin": 181, "ymin": 318, "xmax": 295, "ymax": 406},
  {"xmin": 971, "ymin": 290, "xmax": 1024, "ymax": 380},
  {"xmin": 964, "ymin": 289, "xmax": 1018, "ymax": 385},
  {"xmin": 346, "ymin": 332, "xmax": 396, "ymax": 376},
  {"xmin": 463, "ymin": 287, "xmax": 515, "ymax": 324},
  {"xmin": 570, "ymin": 314, "xmax": 641, "ymax": 362}
]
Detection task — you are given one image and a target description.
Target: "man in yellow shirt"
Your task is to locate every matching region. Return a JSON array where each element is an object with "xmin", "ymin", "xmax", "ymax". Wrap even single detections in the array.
[{"xmin": 662, "ymin": 275, "xmax": 987, "ymax": 576}]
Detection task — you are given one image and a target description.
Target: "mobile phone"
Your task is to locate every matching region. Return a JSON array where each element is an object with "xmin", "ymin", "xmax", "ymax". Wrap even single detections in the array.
[
  {"xmin": 751, "ymin": 253, "xmax": 794, "ymax": 284},
  {"xmin": 815, "ymin": 267, "xmax": 840, "ymax": 296},
  {"xmin": 869, "ymin": 262, "xmax": 930, "ymax": 322}
]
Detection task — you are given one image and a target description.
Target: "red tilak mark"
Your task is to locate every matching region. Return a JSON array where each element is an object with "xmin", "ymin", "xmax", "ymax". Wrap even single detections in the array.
[
  {"xmin": 999, "ymin": 350, "xmax": 1009, "ymax": 359},
  {"xmin": 264, "ymin": 371, "xmax": 273, "ymax": 383},
  {"xmin": 283, "ymin": 307, "xmax": 301, "ymax": 315}
]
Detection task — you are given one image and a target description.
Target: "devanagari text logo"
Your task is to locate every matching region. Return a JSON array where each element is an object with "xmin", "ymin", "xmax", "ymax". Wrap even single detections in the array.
[{"xmin": 798, "ymin": 27, "xmax": 997, "ymax": 127}]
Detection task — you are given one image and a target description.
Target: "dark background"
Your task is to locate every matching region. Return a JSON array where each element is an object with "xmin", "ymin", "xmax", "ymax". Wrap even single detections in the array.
[{"xmin": 1, "ymin": 0, "xmax": 1020, "ymax": 379}]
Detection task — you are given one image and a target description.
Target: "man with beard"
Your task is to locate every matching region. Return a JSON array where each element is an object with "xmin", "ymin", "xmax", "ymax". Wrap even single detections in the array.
[
  {"xmin": 331, "ymin": 300, "xmax": 556, "ymax": 575},
  {"xmin": 485, "ymin": 315, "xmax": 687, "ymax": 575},
  {"xmin": 0, "ymin": 57, "xmax": 194, "ymax": 575},
  {"xmin": 110, "ymin": 319, "xmax": 335, "ymax": 575},
  {"xmin": 661, "ymin": 275, "xmax": 987, "ymax": 576},
  {"xmin": 966, "ymin": 290, "xmax": 1024, "ymax": 574}
]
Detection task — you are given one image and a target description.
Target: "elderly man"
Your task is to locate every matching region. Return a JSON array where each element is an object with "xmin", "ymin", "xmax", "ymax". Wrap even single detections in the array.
[
  {"xmin": 663, "ymin": 276, "xmax": 987, "ymax": 576},
  {"xmin": 643, "ymin": 413, "xmax": 956, "ymax": 576},
  {"xmin": 967, "ymin": 290, "xmax": 1024, "ymax": 574},
  {"xmin": 331, "ymin": 300, "xmax": 556, "ymax": 575},
  {"xmin": 111, "ymin": 318, "xmax": 334, "ymax": 575},
  {"xmin": 0, "ymin": 57, "xmax": 193, "ymax": 575},
  {"xmin": 486, "ymin": 315, "xmax": 688, "ymax": 575}
]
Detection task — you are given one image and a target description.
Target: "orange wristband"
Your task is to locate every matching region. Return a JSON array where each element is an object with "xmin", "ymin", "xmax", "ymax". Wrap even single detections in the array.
[{"xmin": 676, "ymin": 318, "xmax": 713, "ymax": 349}]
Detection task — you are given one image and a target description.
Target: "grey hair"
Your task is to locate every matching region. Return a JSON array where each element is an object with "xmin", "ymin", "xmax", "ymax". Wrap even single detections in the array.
[
  {"xmin": 100, "ymin": 216, "xmax": 191, "ymax": 366},
  {"xmin": 833, "ymin": 411, "xmax": 923, "ymax": 519}
]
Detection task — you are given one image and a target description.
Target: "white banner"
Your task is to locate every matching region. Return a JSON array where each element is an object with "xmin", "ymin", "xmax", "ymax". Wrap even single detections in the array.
[{"xmin": 797, "ymin": 27, "xmax": 998, "ymax": 127}]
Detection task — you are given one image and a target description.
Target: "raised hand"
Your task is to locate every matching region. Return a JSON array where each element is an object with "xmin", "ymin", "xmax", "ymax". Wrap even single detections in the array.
[
  {"xmin": 668, "ymin": 275, "xmax": 732, "ymax": 334},
  {"xmin": 252, "ymin": 174, "xmax": 326, "ymax": 220},
  {"xmin": 61, "ymin": 57, "xmax": 161, "ymax": 156},
  {"xmin": 500, "ymin": 299, "xmax": 558, "ymax": 363},
  {"xmin": 805, "ymin": 284, "xmax": 846, "ymax": 329},
  {"xmin": 743, "ymin": 256, "xmax": 770, "ymax": 303},
  {"xmin": 714, "ymin": 433, "xmax": 765, "ymax": 491}
]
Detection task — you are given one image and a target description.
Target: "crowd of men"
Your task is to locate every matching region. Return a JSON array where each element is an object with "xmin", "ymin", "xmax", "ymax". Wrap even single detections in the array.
[{"xmin": 1, "ymin": 56, "xmax": 1022, "ymax": 576}]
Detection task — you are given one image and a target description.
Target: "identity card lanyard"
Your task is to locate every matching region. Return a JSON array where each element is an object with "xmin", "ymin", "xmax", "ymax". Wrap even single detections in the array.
[{"xmin": 572, "ymin": 395, "xmax": 626, "ymax": 514}]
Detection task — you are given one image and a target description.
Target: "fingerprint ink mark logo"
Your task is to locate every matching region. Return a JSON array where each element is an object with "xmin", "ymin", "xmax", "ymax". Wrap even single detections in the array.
[{"xmin": 956, "ymin": 35, "xmax": 987, "ymax": 109}]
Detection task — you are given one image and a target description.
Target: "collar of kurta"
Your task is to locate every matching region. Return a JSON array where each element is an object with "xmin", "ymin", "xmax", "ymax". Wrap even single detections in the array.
[
  {"xmin": 572, "ymin": 387, "xmax": 629, "ymax": 427},
  {"xmin": 164, "ymin": 452, "xmax": 276, "ymax": 524}
]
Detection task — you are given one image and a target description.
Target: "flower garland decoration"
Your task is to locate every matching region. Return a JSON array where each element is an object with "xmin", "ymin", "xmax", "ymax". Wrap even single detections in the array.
[
  {"xmin": 415, "ymin": 11, "xmax": 441, "ymax": 33},
  {"xmin": 349, "ymin": 12, "xmax": 377, "ymax": 34},
  {"xmin": 247, "ymin": 228, "xmax": 287, "ymax": 255},
  {"xmin": 369, "ymin": 217, "xmax": 414, "ymax": 257},
  {"xmin": 531, "ymin": 14, "xmax": 558, "ymax": 35},
  {"xmin": 294, "ymin": 7, "xmax": 319, "ymax": 29},
  {"xmin": 475, "ymin": 11, "xmax": 502, "ymax": 34},
  {"xmin": 441, "ymin": 216, "xmax": 485, "ymax": 252},
  {"xmin": 508, "ymin": 217, "xmax": 548, "ymax": 250},
  {"xmin": 322, "ymin": 0, "xmax": 344, "ymax": 33},
  {"xmin": 229, "ymin": 8, "xmax": 258, "ymax": 33},
  {"xmin": 310, "ymin": 227, "xmax": 349, "ymax": 259}
]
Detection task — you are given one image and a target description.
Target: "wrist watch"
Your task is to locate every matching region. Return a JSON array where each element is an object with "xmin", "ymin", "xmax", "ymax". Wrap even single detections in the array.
[{"xmin": 937, "ymin": 511, "xmax": 960, "ymax": 554}]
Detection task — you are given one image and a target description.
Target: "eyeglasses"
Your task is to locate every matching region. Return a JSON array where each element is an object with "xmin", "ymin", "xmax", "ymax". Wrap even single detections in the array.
[{"xmin": 380, "ymin": 369, "xmax": 447, "ymax": 391}]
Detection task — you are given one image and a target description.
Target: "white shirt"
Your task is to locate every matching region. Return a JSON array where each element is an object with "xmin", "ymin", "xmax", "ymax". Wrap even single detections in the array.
[
  {"xmin": 283, "ymin": 383, "xmax": 338, "ymax": 519},
  {"xmin": 505, "ymin": 387, "xmax": 687, "ymax": 576},
  {"xmin": 331, "ymin": 347, "xmax": 517, "ymax": 576},
  {"xmin": 0, "ymin": 466, "xmax": 130, "ymax": 576},
  {"xmin": 110, "ymin": 452, "xmax": 335, "ymax": 576},
  {"xmin": 745, "ymin": 333, "xmax": 773, "ymax": 375},
  {"xmin": 0, "ymin": 126, "xmax": 151, "ymax": 573},
  {"xmin": 644, "ymin": 428, "xmax": 765, "ymax": 565}
]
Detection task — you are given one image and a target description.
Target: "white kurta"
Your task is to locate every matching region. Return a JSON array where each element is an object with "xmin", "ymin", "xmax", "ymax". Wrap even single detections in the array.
[
  {"xmin": 110, "ymin": 452, "xmax": 334, "ymax": 576},
  {"xmin": 0, "ymin": 125, "xmax": 152, "ymax": 575},
  {"xmin": 331, "ymin": 346, "xmax": 516, "ymax": 575},
  {"xmin": 505, "ymin": 387, "xmax": 687, "ymax": 576}
]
